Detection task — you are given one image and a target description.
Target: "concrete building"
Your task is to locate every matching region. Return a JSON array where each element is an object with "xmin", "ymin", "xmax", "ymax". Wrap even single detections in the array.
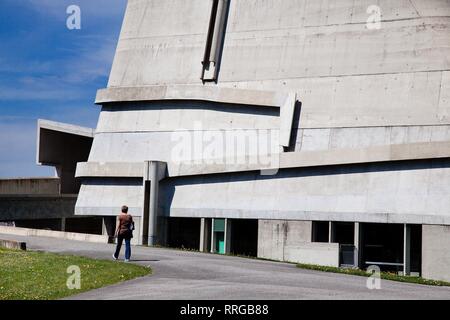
[
  {"xmin": 8, "ymin": 0, "xmax": 450, "ymax": 282},
  {"xmin": 0, "ymin": 120, "xmax": 103, "ymax": 234}
]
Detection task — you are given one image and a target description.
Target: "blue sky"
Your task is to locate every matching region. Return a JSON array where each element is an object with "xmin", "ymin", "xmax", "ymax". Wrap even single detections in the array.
[{"xmin": 0, "ymin": 0, "xmax": 127, "ymax": 177}]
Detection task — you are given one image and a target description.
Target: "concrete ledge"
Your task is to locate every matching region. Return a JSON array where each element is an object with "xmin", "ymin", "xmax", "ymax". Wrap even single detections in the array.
[
  {"xmin": 96, "ymin": 85, "xmax": 288, "ymax": 108},
  {"xmin": 0, "ymin": 238, "xmax": 26, "ymax": 250},
  {"xmin": 0, "ymin": 226, "xmax": 108, "ymax": 244},
  {"xmin": 76, "ymin": 141, "xmax": 450, "ymax": 179},
  {"xmin": 76, "ymin": 162, "xmax": 144, "ymax": 178}
]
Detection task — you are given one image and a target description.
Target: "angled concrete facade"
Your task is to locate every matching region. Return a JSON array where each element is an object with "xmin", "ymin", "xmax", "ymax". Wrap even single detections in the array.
[{"xmin": 28, "ymin": 0, "xmax": 450, "ymax": 281}]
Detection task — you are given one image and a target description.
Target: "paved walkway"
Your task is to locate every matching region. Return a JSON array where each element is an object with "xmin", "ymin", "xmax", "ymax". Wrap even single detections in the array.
[{"xmin": 1, "ymin": 233, "xmax": 450, "ymax": 300}]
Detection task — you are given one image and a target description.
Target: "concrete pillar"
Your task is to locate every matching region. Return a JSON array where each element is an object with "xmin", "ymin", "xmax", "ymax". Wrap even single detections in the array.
[
  {"xmin": 200, "ymin": 218, "xmax": 211, "ymax": 252},
  {"xmin": 354, "ymin": 222, "xmax": 360, "ymax": 268},
  {"xmin": 102, "ymin": 216, "xmax": 116, "ymax": 244},
  {"xmin": 60, "ymin": 217, "xmax": 66, "ymax": 232},
  {"xmin": 210, "ymin": 218, "xmax": 216, "ymax": 253},
  {"xmin": 225, "ymin": 218, "xmax": 232, "ymax": 254},
  {"xmin": 404, "ymin": 224, "xmax": 411, "ymax": 276},
  {"xmin": 142, "ymin": 161, "xmax": 167, "ymax": 246},
  {"xmin": 147, "ymin": 162, "xmax": 160, "ymax": 246},
  {"xmin": 328, "ymin": 221, "xmax": 332, "ymax": 243}
]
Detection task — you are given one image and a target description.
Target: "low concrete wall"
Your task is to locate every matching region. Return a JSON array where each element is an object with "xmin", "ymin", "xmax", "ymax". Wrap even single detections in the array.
[
  {"xmin": 257, "ymin": 220, "xmax": 312, "ymax": 261},
  {"xmin": 0, "ymin": 195, "xmax": 77, "ymax": 220},
  {"xmin": 0, "ymin": 226, "xmax": 108, "ymax": 244},
  {"xmin": 284, "ymin": 243, "xmax": 339, "ymax": 267},
  {"xmin": 422, "ymin": 225, "xmax": 450, "ymax": 282},
  {"xmin": 0, "ymin": 239, "xmax": 26, "ymax": 250},
  {"xmin": 0, "ymin": 178, "xmax": 60, "ymax": 195},
  {"xmin": 257, "ymin": 219, "xmax": 339, "ymax": 267}
]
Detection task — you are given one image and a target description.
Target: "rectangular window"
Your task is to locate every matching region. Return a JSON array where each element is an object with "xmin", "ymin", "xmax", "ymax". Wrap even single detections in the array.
[{"xmin": 312, "ymin": 221, "xmax": 329, "ymax": 243}]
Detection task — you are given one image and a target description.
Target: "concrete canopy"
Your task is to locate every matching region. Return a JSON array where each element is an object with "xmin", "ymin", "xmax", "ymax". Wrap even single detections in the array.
[{"xmin": 37, "ymin": 119, "xmax": 94, "ymax": 194}]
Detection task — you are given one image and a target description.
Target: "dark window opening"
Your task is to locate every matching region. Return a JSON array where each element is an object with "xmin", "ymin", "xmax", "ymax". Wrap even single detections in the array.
[
  {"xmin": 332, "ymin": 222, "xmax": 354, "ymax": 245},
  {"xmin": 312, "ymin": 221, "xmax": 329, "ymax": 243},
  {"xmin": 230, "ymin": 219, "xmax": 258, "ymax": 257},
  {"xmin": 361, "ymin": 223, "xmax": 404, "ymax": 273},
  {"xmin": 167, "ymin": 218, "xmax": 200, "ymax": 250}
]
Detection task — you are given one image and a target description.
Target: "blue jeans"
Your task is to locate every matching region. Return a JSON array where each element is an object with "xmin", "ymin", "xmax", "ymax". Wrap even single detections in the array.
[{"xmin": 114, "ymin": 235, "xmax": 131, "ymax": 260}]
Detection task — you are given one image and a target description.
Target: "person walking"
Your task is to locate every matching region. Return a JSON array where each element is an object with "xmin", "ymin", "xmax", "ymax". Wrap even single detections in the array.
[{"xmin": 113, "ymin": 205, "xmax": 134, "ymax": 262}]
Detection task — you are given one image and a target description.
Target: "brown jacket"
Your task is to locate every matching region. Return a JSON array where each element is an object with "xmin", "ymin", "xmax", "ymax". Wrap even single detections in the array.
[{"xmin": 117, "ymin": 214, "xmax": 133, "ymax": 238}]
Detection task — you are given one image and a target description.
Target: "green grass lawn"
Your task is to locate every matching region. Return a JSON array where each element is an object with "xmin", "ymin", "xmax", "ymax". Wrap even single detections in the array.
[
  {"xmin": 0, "ymin": 248, "xmax": 151, "ymax": 300},
  {"xmin": 296, "ymin": 263, "xmax": 450, "ymax": 287}
]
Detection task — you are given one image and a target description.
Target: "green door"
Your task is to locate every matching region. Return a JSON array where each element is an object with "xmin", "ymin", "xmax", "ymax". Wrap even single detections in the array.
[{"xmin": 216, "ymin": 232, "xmax": 225, "ymax": 254}]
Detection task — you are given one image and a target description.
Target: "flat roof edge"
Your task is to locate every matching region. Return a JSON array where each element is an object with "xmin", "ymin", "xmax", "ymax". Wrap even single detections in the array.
[{"xmin": 38, "ymin": 119, "xmax": 94, "ymax": 138}]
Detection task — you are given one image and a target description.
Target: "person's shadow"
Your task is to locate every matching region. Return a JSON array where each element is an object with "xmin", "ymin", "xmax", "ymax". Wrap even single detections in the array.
[{"xmin": 130, "ymin": 259, "xmax": 160, "ymax": 262}]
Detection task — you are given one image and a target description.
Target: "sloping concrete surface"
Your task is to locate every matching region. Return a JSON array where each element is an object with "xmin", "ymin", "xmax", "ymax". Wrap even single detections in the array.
[{"xmin": 1, "ymin": 233, "xmax": 449, "ymax": 300}]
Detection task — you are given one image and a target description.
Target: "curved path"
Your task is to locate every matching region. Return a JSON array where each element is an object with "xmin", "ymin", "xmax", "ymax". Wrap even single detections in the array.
[{"xmin": 1, "ymin": 233, "xmax": 449, "ymax": 300}]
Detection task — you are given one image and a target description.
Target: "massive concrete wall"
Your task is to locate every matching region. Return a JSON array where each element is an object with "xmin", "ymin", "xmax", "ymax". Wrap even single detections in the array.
[
  {"xmin": 422, "ymin": 225, "xmax": 450, "ymax": 282},
  {"xmin": 160, "ymin": 159, "xmax": 450, "ymax": 225},
  {"xmin": 89, "ymin": 101, "xmax": 280, "ymax": 163},
  {"xmin": 100, "ymin": 0, "xmax": 450, "ymax": 163},
  {"xmin": 107, "ymin": 0, "xmax": 450, "ymax": 130},
  {"xmin": 77, "ymin": 1, "xmax": 450, "ymax": 228}
]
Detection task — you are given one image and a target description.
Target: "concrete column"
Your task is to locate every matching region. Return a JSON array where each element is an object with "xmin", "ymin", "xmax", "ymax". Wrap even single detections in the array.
[
  {"xmin": 225, "ymin": 218, "xmax": 232, "ymax": 254},
  {"xmin": 103, "ymin": 216, "xmax": 118, "ymax": 243},
  {"xmin": 147, "ymin": 163, "xmax": 159, "ymax": 246},
  {"xmin": 354, "ymin": 222, "xmax": 360, "ymax": 268},
  {"xmin": 200, "ymin": 218, "xmax": 211, "ymax": 252},
  {"xmin": 60, "ymin": 217, "xmax": 66, "ymax": 232},
  {"xmin": 404, "ymin": 224, "xmax": 411, "ymax": 276},
  {"xmin": 210, "ymin": 218, "xmax": 216, "ymax": 253},
  {"xmin": 142, "ymin": 161, "xmax": 167, "ymax": 246},
  {"xmin": 328, "ymin": 221, "xmax": 333, "ymax": 243}
]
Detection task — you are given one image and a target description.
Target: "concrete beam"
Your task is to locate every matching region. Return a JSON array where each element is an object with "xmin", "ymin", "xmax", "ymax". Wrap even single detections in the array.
[{"xmin": 95, "ymin": 85, "xmax": 289, "ymax": 109}]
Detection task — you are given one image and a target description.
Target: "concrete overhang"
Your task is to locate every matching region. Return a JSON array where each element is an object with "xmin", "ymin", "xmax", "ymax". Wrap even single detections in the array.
[
  {"xmin": 96, "ymin": 85, "xmax": 289, "ymax": 108},
  {"xmin": 75, "ymin": 141, "xmax": 450, "ymax": 179},
  {"xmin": 37, "ymin": 119, "xmax": 94, "ymax": 166}
]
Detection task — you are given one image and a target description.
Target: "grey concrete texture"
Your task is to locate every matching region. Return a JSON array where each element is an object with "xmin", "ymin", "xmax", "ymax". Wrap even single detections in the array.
[
  {"xmin": 422, "ymin": 225, "xmax": 450, "ymax": 282},
  {"xmin": 107, "ymin": 0, "xmax": 450, "ymax": 129},
  {"xmin": 257, "ymin": 220, "xmax": 340, "ymax": 267},
  {"xmin": 156, "ymin": 159, "xmax": 450, "ymax": 225},
  {"xmin": 0, "ymin": 233, "xmax": 449, "ymax": 300},
  {"xmin": 0, "ymin": 178, "xmax": 60, "ymax": 195},
  {"xmin": 37, "ymin": 119, "xmax": 93, "ymax": 194},
  {"xmin": 0, "ymin": 195, "xmax": 77, "ymax": 220}
]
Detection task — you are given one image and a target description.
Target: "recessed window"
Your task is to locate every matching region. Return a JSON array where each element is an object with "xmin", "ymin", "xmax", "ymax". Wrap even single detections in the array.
[{"xmin": 312, "ymin": 221, "xmax": 329, "ymax": 243}]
